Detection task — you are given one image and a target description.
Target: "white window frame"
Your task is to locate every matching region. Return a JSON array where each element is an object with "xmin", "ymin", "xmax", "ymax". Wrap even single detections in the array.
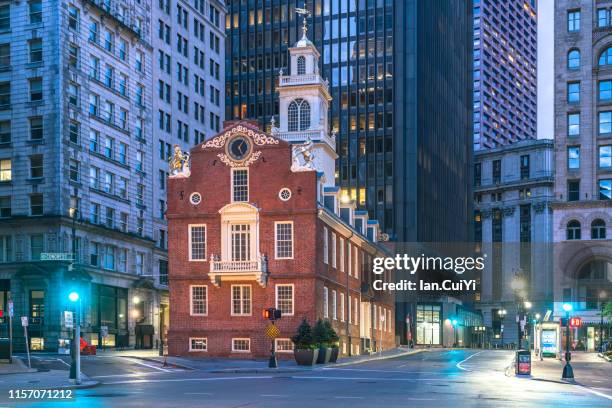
[
  {"xmin": 323, "ymin": 286, "xmax": 329, "ymax": 318},
  {"xmin": 340, "ymin": 292, "xmax": 345, "ymax": 322},
  {"xmin": 188, "ymin": 224, "xmax": 207, "ymax": 261},
  {"xmin": 275, "ymin": 284, "xmax": 294, "ymax": 316},
  {"xmin": 275, "ymin": 338, "xmax": 294, "ymax": 353},
  {"xmin": 373, "ymin": 304, "xmax": 377, "ymax": 330},
  {"xmin": 231, "ymin": 338, "xmax": 251, "ymax": 353},
  {"xmin": 354, "ymin": 297, "xmax": 358, "ymax": 325},
  {"xmin": 354, "ymin": 247, "xmax": 359, "ymax": 279},
  {"xmin": 332, "ymin": 289, "xmax": 337, "ymax": 320},
  {"xmin": 231, "ymin": 168, "xmax": 249, "ymax": 202},
  {"xmin": 339, "ymin": 237, "xmax": 345, "ymax": 271},
  {"xmin": 189, "ymin": 285, "xmax": 207, "ymax": 316},
  {"xmin": 189, "ymin": 337, "xmax": 207, "ymax": 351},
  {"xmin": 274, "ymin": 221, "xmax": 294, "ymax": 259},
  {"xmin": 347, "ymin": 244, "xmax": 352, "ymax": 276},
  {"xmin": 348, "ymin": 295, "xmax": 352, "ymax": 324},
  {"xmin": 331, "ymin": 232, "xmax": 336, "ymax": 268},
  {"xmin": 323, "ymin": 227, "xmax": 329, "ymax": 264},
  {"xmin": 231, "ymin": 284, "xmax": 252, "ymax": 316}
]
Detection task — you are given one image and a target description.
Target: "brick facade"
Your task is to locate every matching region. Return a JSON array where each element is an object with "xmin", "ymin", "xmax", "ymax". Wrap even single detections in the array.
[{"xmin": 167, "ymin": 122, "xmax": 396, "ymax": 358}]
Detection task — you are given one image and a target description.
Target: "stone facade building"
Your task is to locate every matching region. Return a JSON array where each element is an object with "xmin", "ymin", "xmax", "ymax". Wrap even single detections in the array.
[
  {"xmin": 474, "ymin": 139, "xmax": 555, "ymax": 346},
  {"xmin": 167, "ymin": 31, "xmax": 396, "ymax": 357},
  {"xmin": 0, "ymin": 0, "xmax": 224, "ymax": 352},
  {"xmin": 552, "ymin": 1, "xmax": 611, "ymax": 350}
]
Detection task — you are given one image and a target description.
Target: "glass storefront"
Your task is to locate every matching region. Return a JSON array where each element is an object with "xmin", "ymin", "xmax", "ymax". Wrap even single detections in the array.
[
  {"xmin": 90, "ymin": 284, "xmax": 128, "ymax": 347},
  {"xmin": 416, "ymin": 304, "xmax": 441, "ymax": 345}
]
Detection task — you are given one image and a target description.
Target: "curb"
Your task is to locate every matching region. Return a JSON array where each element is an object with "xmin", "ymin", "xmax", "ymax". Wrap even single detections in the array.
[
  {"xmin": 331, "ymin": 349, "xmax": 426, "ymax": 368},
  {"xmin": 55, "ymin": 380, "xmax": 100, "ymax": 390},
  {"xmin": 209, "ymin": 368, "xmax": 304, "ymax": 374},
  {"xmin": 118, "ymin": 355, "xmax": 194, "ymax": 370}
]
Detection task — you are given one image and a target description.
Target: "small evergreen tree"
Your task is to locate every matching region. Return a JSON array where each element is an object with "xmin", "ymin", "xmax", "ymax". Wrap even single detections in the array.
[
  {"xmin": 313, "ymin": 318, "xmax": 332, "ymax": 347},
  {"xmin": 324, "ymin": 320, "xmax": 340, "ymax": 347},
  {"xmin": 291, "ymin": 318, "xmax": 314, "ymax": 349}
]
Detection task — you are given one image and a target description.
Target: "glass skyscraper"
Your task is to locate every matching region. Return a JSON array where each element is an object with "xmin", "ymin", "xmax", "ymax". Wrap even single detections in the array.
[{"xmin": 225, "ymin": 0, "xmax": 472, "ymax": 242}]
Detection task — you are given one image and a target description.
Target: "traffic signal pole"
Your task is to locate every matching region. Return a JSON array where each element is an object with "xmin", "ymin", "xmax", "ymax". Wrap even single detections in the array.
[{"xmin": 268, "ymin": 321, "xmax": 278, "ymax": 369}]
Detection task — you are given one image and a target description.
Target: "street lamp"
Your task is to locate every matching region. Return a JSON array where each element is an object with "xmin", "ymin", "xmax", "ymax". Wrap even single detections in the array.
[
  {"xmin": 498, "ymin": 309, "xmax": 507, "ymax": 347},
  {"xmin": 562, "ymin": 303, "xmax": 574, "ymax": 380},
  {"xmin": 600, "ymin": 291, "xmax": 607, "ymax": 353},
  {"xmin": 524, "ymin": 301, "xmax": 532, "ymax": 310},
  {"xmin": 68, "ymin": 291, "xmax": 81, "ymax": 385}
]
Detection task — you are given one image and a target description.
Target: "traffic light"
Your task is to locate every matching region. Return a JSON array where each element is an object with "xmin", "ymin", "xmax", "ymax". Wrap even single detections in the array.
[{"xmin": 262, "ymin": 308, "xmax": 282, "ymax": 321}]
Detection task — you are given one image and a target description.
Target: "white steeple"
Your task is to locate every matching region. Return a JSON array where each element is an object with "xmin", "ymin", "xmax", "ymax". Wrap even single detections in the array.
[{"xmin": 272, "ymin": 11, "xmax": 337, "ymax": 186}]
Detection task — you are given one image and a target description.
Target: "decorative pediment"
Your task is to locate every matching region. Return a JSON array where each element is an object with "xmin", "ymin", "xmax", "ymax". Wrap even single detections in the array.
[{"xmin": 201, "ymin": 123, "xmax": 282, "ymax": 150}]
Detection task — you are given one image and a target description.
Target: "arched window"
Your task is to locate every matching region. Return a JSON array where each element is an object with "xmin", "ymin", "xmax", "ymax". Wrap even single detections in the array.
[
  {"xmin": 567, "ymin": 220, "xmax": 581, "ymax": 240},
  {"xmin": 299, "ymin": 100, "xmax": 310, "ymax": 130},
  {"xmin": 297, "ymin": 56, "xmax": 306, "ymax": 75},
  {"xmin": 599, "ymin": 47, "xmax": 612, "ymax": 65},
  {"xmin": 591, "ymin": 219, "xmax": 607, "ymax": 239},
  {"xmin": 568, "ymin": 49, "xmax": 580, "ymax": 69},
  {"xmin": 287, "ymin": 98, "xmax": 310, "ymax": 131},
  {"xmin": 288, "ymin": 100, "xmax": 299, "ymax": 131}
]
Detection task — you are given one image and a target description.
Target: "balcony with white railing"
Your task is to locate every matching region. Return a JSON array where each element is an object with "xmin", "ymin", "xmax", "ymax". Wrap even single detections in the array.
[
  {"xmin": 279, "ymin": 74, "xmax": 328, "ymax": 87},
  {"xmin": 272, "ymin": 128, "xmax": 336, "ymax": 150},
  {"xmin": 208, "ymin": 255, "xmax": 268, "ymax": 287}
]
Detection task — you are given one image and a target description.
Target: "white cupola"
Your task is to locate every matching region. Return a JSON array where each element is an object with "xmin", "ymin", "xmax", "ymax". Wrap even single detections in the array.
[{"xmin": 272, "ymin": 14, "xmax": 337, "ymax": 186}]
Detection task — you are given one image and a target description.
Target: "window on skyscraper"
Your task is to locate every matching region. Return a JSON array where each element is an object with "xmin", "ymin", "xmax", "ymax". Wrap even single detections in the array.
[
  {"xmin": 567, "ymin": 82, "xmax": 580, "ymax": 103},
  {"xmin": 568, "ymin": 181, "xmax": 580, "ymax": 202},
  {"xmin": 567, "ymin": 49, "xmax": 580, "ymax": 69},
  {"xmin": 566, "ymin": 220, "xmax": 581, "ymax": 240},
  {"xmin": 599, "ymin": 179, "xmax": 612, "ymax": 200},
  {"xmin": 591, "ymin": 219, "xmax": 607, "ymax": 240},
  {"xmin": 600, "ymin": 146, "xmax": 612, "ymax": 168},
  {"xmin": 568, "ymin": 113, "xmax": 580, "ymax": 137},
  {"xmin": 600, "ymin": 81, "xmax": 612, "ymax": 101},
  {"xmin": 567, "ymin": 10, "xmax": 580, "ymax": 32},
  {"xmin": 599, "ymin": 111, "xmax": 612, "ymax": 134},
  {"xmin": 567, "ymin": 147, "xmax": 580, "ymax": 170},
  {"xmin": 599, "ymin": 47, "xmax": 612, "ymax": 66}
]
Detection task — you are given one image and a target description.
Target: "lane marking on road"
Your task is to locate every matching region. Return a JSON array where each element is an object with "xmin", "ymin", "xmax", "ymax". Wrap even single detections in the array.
[
  {"xmin": 91, "ymin": 371, "xmax": 173, "ymax": 379},
  {"xmin": 260, "ymin": 394, "xmax": 288, "ymax": 397},
  {"xmin": 185, "ymin": 392, "xmax": 213, "ymax": 396},
  {"xmin": 335, "ymin": 396, "xmax": 364, "ymax": 399},
  {"xmin": 56, "ymin": 358, "xmax": 71, "ymax": 368},
  {"xmin": 405, "ymin": 398, "xmax": 436, "ymax": 401},
  {"xmin": 103, "ymin": 376, "xmax": 274, "ymax": 385},
  {"xmin": 574, "ymin": 385, "xmax": 612, "ymax": 401},
  {"xmin": 121, "ymin": 357, "xmax": 170, "ymax": 373},
  {"xmin": 323, "ymin": 367, "xmax": 441, "ymax": 374},
  {"xmin": 456, "ymin": 351, "xmax": 484, "ymax": 372}
]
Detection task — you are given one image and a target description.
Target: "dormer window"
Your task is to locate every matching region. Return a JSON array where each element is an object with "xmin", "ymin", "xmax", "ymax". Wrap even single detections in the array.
[
  {"xmin": 288, "ymin": 98, "xmax": 310, "ymax": 131},
  {"xmin": 232, "ymin": 169, "xmax": 248, "ymax": 202},
  {"xmin": 297, "ymin": 56, "xmax": 306, "ymax": 75}
]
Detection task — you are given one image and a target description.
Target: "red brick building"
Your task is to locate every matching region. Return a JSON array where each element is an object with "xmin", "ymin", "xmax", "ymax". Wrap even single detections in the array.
[{"xmin": 166, "ymin": 30, "xmax": 395, "ymax": 358}]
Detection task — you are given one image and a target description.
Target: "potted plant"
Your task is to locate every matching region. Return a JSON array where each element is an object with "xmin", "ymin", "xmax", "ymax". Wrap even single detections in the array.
[
  {"xmin": 314, "ymin": 319, "xmax": 332, "ymax": 364},
  {"xmin": 325, "ymin": 320, "xmax": 340, "ymax": 363},
  {"xmin": 292, "ymin": 318, "xmax": 318, "ymax": 366}
]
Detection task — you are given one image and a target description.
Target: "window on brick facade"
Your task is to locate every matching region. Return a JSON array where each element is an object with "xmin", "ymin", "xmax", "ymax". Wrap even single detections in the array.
[
  {"xmin": 323, "ymin": 287, "xmax": 329, "ymax": 318},
  {"xmin": 275, "ymin": 284, "xmax": 293, "ymax": 315},
  {"xmin": 232, "ymin": 338, "xmax": 250, "ymax": 352},
  {"xmin": 30, "ymin": 194, "xmax": 43, "ymax": 216},
  {"xmin": 231, "ymin": 169, "xmax": 248, "ymax": 202},
  {"xmin": 275, "ymin": 222, "xmax": 293, "ymax": 259},
  {"xmin": 332, "ymin": 290, "xmax": 337, "ymax": 320},
  {"xmin": 189, "ymin": 337, "xmax": 207, "ymax": 351},
  {"xmin": 189, "ymin": 225, "xmax": 206, "ymax": 261},
  {"xmin": 323, "ymin": 227, "xmax": 329, "ymax": 264},
  {"xmin": 190, "ymin": 285, "xmax": 207, "ymax": 315},
  {"xmin": 231, "ymin": 285, "xmax": 251, "ymax": 316}
]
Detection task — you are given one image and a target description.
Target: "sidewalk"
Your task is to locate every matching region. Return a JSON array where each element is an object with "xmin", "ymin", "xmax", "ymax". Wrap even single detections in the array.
[
  {"xmin": 98, "ymin": 346, "xmax": 424, "ymax": 373},
  {"xmin": 526, "ymin": 352, "xmax": 612, "ymax": 390},
  {"xmin": 0, "ymin": 358, "xmax": 36, "ymax": 375},
  {"xmin": 0, "ymin": 369, "xmax": 98, "ymax": 390}
]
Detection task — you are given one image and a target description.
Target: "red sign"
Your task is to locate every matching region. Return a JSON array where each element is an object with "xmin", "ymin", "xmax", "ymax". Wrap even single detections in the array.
[{"xmin": 569, "ymin": 317, "xmax": 582, "ymax": 327}]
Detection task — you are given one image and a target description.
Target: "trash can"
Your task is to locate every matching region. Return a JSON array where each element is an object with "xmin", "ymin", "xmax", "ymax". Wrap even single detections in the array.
[{"xmin": 515, "ymin": 349, "xmax": 531, "ymax": 375}]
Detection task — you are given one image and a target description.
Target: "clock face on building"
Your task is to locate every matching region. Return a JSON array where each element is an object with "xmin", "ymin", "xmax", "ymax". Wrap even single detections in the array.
[{"xmin": 227, "ymin": 135, "xmax": 252, "ymax": 162}]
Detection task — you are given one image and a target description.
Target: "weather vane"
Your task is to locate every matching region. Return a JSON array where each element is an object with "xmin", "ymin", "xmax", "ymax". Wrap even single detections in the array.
[{"xmin": 295, "ymin": 7, "xmax": 310, "ymax": 38}]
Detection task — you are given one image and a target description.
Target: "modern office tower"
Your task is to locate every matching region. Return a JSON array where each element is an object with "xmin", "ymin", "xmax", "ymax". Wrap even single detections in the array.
[
  {"xmin": 473, "ymin": 139, "xmax": 554, "ymax": 347},
  {"xmin": 472, "ymin": 0, "xmax": 538, "ymax": 150},
  {"xmin": 224, "ymin": 1, "xmax": 473, "ymax": 242},
  {"xmin": 552, "ymin": 1, "xmax": 611, "ymax": 350},
  {"xmin": 0, "ymin": 0, "xmax": 224, "ymax": 352}
]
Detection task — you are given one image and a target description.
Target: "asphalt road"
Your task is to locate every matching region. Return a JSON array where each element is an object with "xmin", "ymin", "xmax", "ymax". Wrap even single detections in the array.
[{"xmin": 2, "ymin": 350, "xmax": 611, "ymax": 407}]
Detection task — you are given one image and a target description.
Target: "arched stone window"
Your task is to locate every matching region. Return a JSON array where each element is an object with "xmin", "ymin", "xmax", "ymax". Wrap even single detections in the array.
[
  {"xmin": 567, "ymin": 220, "xmax": 581, "ymax": 240},
  {"xmin": 568, "ymin": 49, "xmax": 580, "ymax": 69},
  {"xmin": 288, "ymin": 98, "xmax": 311, "ymax": 131},
  {"xmin": 591, "ymin": 219, "xmax": 607, "ymax": 239},
  {"xmin": 297, "ymin": 56, "xmax": 306, "ymax": 75},
  {"xmin": 599, "ymin": 46, "xmax": 612, "ymax": 65}
]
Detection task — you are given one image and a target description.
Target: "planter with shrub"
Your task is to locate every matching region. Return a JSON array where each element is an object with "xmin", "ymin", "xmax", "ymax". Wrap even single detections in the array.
[
  {"xmin": 292, "ymin": 318, "xmax": 319, "ymax": 366},
  {"xmin": 326, "ymin": 320, "xmax": 340, "ymax": 363}
]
